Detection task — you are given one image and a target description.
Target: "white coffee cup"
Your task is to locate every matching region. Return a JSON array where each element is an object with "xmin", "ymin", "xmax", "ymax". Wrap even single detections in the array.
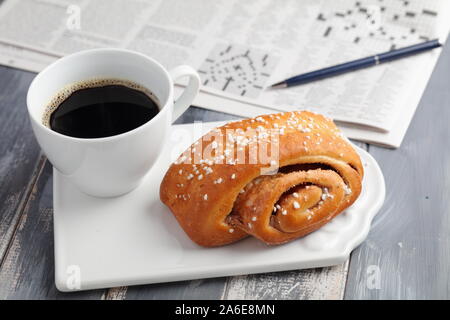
[{"xmin": 27, "ymin": 48, "xmax": 200, "ymax": 197}]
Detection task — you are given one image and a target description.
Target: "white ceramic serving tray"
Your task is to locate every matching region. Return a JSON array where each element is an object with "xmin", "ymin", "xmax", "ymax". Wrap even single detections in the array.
[{"xmin": 53, "ymin": 122, "xmax": 385, "ymax": 292}]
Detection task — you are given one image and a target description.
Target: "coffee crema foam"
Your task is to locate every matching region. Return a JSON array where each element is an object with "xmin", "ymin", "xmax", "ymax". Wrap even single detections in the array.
[{"xmin": 42, "ymin": 78, "xmax": 160, "ymax": 127}]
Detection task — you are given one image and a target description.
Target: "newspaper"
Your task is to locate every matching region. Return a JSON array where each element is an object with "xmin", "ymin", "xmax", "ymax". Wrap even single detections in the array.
[{"xmin": 0, "ymin": 0, "xmax": 449, "ymax": 148}]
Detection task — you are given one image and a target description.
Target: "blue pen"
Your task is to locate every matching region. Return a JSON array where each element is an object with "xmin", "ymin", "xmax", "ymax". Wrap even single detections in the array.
[{"xmin": 270, "ymin": 39, "xmax": 442, "ymax": 89}]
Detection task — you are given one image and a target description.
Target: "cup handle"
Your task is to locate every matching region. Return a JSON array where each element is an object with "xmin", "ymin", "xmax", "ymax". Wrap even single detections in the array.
[{"xmin": 169, "ymin": 65, "xmax": 201, "ymax": 122}]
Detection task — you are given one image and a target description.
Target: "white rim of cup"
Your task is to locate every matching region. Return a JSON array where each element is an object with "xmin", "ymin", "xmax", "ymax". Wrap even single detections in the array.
[{"xmin": 26, "ymin": 48, "xmax": 174, "ymax": 143}]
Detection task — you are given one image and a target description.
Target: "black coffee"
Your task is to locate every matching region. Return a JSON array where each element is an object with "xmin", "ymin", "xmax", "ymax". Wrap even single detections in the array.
[{"xmin": 44, "ymin": 79, "xmax": 160, "ymax": 139}]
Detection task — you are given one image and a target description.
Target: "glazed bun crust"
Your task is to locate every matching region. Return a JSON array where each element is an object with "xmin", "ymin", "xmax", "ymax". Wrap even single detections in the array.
[{"xmin": 160, "ymin": 111, "xmax": 363, "ymax": 247}]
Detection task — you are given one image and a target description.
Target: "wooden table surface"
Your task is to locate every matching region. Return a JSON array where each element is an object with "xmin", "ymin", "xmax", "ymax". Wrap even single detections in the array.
[{"xmin": 0, "ymin": 39, "xmax": 449, "ymax": 300}]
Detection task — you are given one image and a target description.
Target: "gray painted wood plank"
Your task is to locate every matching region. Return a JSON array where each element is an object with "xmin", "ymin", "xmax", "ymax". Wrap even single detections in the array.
[
  {"xmin": 222, "ymin": 261, "xmax": 349, "ymax": 300},
  {"xmin": 0, "ymin": 161, "xmax": 106, "ymax": 299},
  {"xmin": 0, "ymin": 66, "xmax": 104, "ymax": 298},
  {"xmin": 109, "ymin": 278, "xmax": 227, "ymax": 300},
  {"xmin": 345, "ymin": 37, "xmax": 450, "ymax": 299},
  {"xmin": 0, "ymin": 67, "xmax": 43, "ymax": 260}
]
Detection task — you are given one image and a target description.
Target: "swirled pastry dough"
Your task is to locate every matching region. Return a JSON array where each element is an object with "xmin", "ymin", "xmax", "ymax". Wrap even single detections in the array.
[{"xmin": 160, "ymin": 111, "xmax": 363, "ymax": 246}]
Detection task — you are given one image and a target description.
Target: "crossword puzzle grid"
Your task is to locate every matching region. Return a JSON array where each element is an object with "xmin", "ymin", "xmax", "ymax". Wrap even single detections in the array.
[
  {"xmin": 314, "ymin": 0, "xmax": 441, "ymax": 50},
  {"xmin": 198, "ymin": 44, "xmax": 279, "ymax": 99}
]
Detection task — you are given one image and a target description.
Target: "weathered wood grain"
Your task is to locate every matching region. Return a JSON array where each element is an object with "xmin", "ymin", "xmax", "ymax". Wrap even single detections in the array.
[
  {"xmin": 222, "ymin": 262, "xmax": 349, "ymax": 300},
  {"xmin": 0, "ymin": 66, "xmax": 103, "ymax": 298},
  {"xmin": 344, "ymin": 38, "xmax": 450, "ymax": 299},
  {"xmin": 107, "ymin": 278, "xmax": 226, "ymax": 300},
  {"xmin": 0, "ymin": 67, "xmax": 42, "ymax": 260},
  {"xmin": 0, "ymin": 161, "xmax": 105, "ymax": 299}
]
